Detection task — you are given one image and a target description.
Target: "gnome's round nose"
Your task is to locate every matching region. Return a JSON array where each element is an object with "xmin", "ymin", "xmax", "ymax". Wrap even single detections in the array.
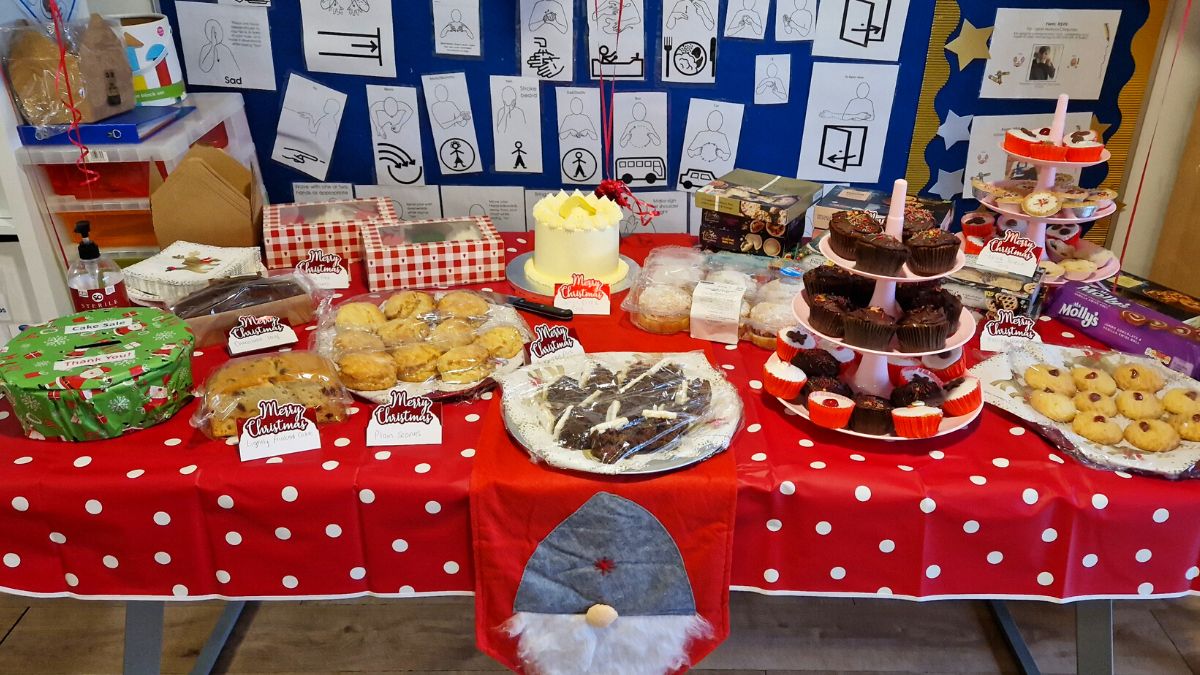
[{"xmin": 585, "ymin": 603, "xmax": 618, "ymax": 628}]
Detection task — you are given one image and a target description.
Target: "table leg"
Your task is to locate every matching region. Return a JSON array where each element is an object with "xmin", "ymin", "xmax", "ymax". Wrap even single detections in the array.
[
  {"xmin": 1076, "ymin": 600, "xmax": 1114, "ymax": 675},
  {"xmin": 189, "ymin": 601, "xmax": 250, "ymax": 675},
  {"xmin": 123, "ymin": 601, "xmax": 164, "ymax": 675},
  {"xmin": 987, "ymin": 600, "xmax": 1042, "ymax": 675}
]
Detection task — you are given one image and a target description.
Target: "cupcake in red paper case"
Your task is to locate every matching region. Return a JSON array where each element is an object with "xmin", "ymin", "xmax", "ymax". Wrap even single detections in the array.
[
  {"xmin": 824, "ymin": 342, "xmax": 860, "ymax": 376},
  {"xmin": 960, "ymin": 212, "xmax": 995, "ymax": 240},
  {"xmin": 763, "ymin": 358, "xmax": 808, "ymax": 400},
  {"xmin": 996, "ymin": 216, "xmax": 1028, "ymax": 236},
  {"xmin": 887, "ymin": 355, "xmax": 920, "ymax": 386},
  {"xmin": 1046, "ymin": 223, "xmax": 1081, "ymax": 248},
  {"xmin": 942, "ymin": 376, "xmax": 982, "ymax": 417},
  {"xmin": 893, "ymin": 403, "xmax": 943, "ymax": 438},
  {"xmin": 1028, "ymin": 141, "xmax": 1068, "ymax": 161},
  {"xmin": 890, "ymin": 374, "xmax": 944, "ymax": 408},
  {"xmin": 776, "ymin": 326, "xmax": 817, "ymax": 362},
  {"xmin": 921, "ymin": 347, "xmax": 965, "ymax": 380},
  {"xmin": 1066, "ymin": 137, "xmax": 1105, "ymax": 162},
  {"xmin": 1003, "ymin": 128, "xmax": 1040, "ymax": 155},
  {"xmin": 808, "ymin": 392, "xmax": 855, "ymax": 429},
  {"xmin": 964, "ymin": 235, "xmax": 987, "ymax": 255}
]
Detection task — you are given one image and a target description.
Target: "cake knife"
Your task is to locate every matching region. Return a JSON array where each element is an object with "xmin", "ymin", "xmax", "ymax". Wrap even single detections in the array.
[{"xmin": 477, "ymin": 291, "xmax": 574, "ymax": 321}]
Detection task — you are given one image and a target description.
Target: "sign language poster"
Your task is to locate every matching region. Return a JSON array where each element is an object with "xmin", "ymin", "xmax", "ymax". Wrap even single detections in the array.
[{"xmin": 797, "ymin": 61, "xmax": 898, "ymax": 183}]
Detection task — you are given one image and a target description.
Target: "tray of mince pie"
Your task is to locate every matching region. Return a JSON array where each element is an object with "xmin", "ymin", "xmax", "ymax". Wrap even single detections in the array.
[
  {"xmin": 313, "ymin": 289, "xmax": 533, "ymax": 402},
  {"xmin": 974, "ymin": 342, "xmax": 1200, "ymax": 478},
  {"xmin": 500, "ymin": 352, "xmax": 744, "ymax": 475}
]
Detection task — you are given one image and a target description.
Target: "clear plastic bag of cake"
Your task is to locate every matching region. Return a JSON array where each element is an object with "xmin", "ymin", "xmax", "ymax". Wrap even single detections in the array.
[
  {"xmin": 311, "ymin": 289, "xmax": 534, "ymax": 402},
  {"xmin": 499, "ymin": 351, "xmax": 744, "ymax": 474},
  {"xmin": 169, "ymin": 273, "xmax": 323, "ymax": 348},
  {"xmin": 191, "ymin": 351, "xmax": 352, "ymax": 439}
]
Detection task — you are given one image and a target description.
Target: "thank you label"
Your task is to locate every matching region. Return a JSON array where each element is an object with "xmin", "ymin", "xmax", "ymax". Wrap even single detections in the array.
[
  {"xmin": 529, "ymin": 324, "xmax": 584, "ymax": 364},
  {"xmin": 296, "ymin": 248, "xmax": 350, "ymax": 289},
  {"xmin": 239, "ymin": 399, "xmax": 322, "ymax": 461},
  {"xmin": 553, "ymin": 274, "xmax": 610, "ymax": 315},
  {"xmin": 227, "ymin": 316, "xmax": 298, "ymax": 355},
  {"xmin": 976, "ymin": 230, "xmax": 1039, "ymax": 277},
  {"xmin": 690, "ymin": 281, "xmax": 745, "ymax": 345},
  {"xmin": 980, "ymin": 309, "xmax": 1041, "ymax": 352},
  {"xmin": 367, "ymin": 390, "xmax": 442, "ymax": 446}
]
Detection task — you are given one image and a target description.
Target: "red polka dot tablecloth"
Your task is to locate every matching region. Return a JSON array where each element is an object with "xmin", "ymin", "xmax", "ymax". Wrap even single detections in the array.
[{"xmin": 1, "ymin": 233, "xmax": 1199, "ymax": 603}]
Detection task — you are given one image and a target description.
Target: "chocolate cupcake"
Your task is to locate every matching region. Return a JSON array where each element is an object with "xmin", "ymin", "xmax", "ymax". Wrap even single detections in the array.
[
  {"xmin": 829, "ymin": 211, "xmax": 882, "ymax": 260},
  {"xmin": 935, "ymin": 289, "xmax": 964, "ymax": 333},
  {"xmin": 900, "ymin": 285, "xmax": 962, "ymax": 333},
  {"xmin": 896, "ymin": 281, "xmax": 943, "ymax": 312},
  {"xmin": 791, "ymin": 348, "xmax": 841, "ymax": 378},
  {"xmin": 890, "ymin": 374, "xmax": 943, "ymax": 408},
  {"xmin": 801, "ymin": 375, "xmax": 854, "ymax": 403},
  {"xmin": 902, "ymin": 204, "xmax": 937, "ymax": 242},
  {"xmin": 855, "ymin": 233, "xmax": 909, "ymax": 276},
  {"xmin": 802, "ymin": 265, "xmax": 857, "ymax": 299},
  {"xmin": 807, "ymin": 293, "xmax": 853, "ymax": 338},
  {"xmin": 849, "ymin": 394, "xmax": 894, "ymax": 435},
  {"xmin": 906, "ymin": 229, "xmax": 961, "ymax": 276},
  {"xmin": 842, "ymin": 306, "xmax": 897, "ymax": 350},
  {"xmin": 897, "ymin": 306, "xmax": 950, "ymax": 352}
]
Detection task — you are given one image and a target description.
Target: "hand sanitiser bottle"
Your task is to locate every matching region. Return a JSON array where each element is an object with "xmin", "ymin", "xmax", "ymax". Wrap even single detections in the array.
[{"xmin": 67, "ymin": 221, "xmax": 130, "ymax": 312}]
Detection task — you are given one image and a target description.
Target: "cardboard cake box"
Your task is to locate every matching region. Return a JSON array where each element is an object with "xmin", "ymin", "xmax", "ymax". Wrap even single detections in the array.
[
  {"xmin": 694, "ymin": 169, "xmax": 820, "ymax": 259},
  {"xmin": 942, "ymin": 254, "xmax": 1046, "ymax": 319},
  {"xmin": 151, "ymin": 145, "xmax": 263, "ymax": 248},
  {"xmin": 361, "ymin": 216, "xmax": 506, "ymax": 291},
  {"xmin": 264, "ymin": 197, "xmax": 398, "ymax": 269},
  {"xmin": 811, "ymin": 186, "xmax": 953, "ymax": 237}
]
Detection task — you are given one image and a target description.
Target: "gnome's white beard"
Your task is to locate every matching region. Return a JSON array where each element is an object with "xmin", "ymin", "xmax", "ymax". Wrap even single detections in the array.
[{"xmin": 503, "ymin": 612, "xmax": 712, "ymax": 675}]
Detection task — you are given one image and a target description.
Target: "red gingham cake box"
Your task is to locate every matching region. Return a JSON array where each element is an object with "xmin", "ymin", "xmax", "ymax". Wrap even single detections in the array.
[
  {"xmin": 263, "ymin": 197, "xmax": 399, "ymax": 269},
  {"xmin": 361, "ymin": 216, "xmax": 507, "ymax": 291}
]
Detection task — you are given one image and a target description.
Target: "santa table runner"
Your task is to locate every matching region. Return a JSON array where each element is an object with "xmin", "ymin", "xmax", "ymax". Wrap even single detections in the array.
[{"xmin": 471, "ymin": 399, "xmax": 737, "ymax": 674}]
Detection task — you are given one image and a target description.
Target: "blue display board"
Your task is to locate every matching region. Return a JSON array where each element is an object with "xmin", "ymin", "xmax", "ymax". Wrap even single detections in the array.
[{"xmin": 158, "ymin": 0, "xmax": 939, "ymax": 203}]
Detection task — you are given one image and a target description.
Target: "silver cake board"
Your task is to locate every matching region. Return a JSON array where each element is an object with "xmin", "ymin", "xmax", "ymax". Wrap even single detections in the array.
[{"xmin": 505, "ymin": 252, "xmax": 641, "ymax": 297}]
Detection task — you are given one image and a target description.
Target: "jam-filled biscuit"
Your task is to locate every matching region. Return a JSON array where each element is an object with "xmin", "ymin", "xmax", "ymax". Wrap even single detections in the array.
[
  {"xmin": 1169, "ymin": 412, "xmax": 1200, "ymax": 442},
  {"xmin": 1071, "ymin": 367, "xmax": 1117, "ymax": 395},
  {"xmin": 1163, "ymin": 389, "xmax": 1200, "ymax": 416},
  {"xmin": 1072, "ymin": 414, "xmax": 1124, "ymax": 446},
  {"xmin": 1030, "ymin": 389, "xmax": 1077, "ymax": 423},
  {"xmin": 1024, "ymin": 364, "xmax": 1077, "ymax": 395},
  {"xmin": 1116, "ymin": 390, "xmax": 1164, "ymax": 419},
  {"xmin": 1123, "ymin": 419, "xmax": 1180, "ymax": 453},
  {"xmin": 473, "ymin": 326, "xmax": 525, "ymax": 359},
  {"xmin": 336, "ymin": 351, "xmax": 397, "ymax": 391},
  {"xmin": 1074, "ymin": 391, "xmax": 1118, "ymax": 417},
  {"xmin": 1113, "ymin": 363, "xmax": 1165, "ymax": 392},
  {"xmin": 382, "ymin": 291, "xmax": 435, "ymax": 320},
  {"xmin": 334, "ymin": 302, "xmax": 387, "ymax": 331}
]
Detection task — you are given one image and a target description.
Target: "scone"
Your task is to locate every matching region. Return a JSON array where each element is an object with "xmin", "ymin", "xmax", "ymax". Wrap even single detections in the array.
[
  {"xmin": 382, "ymin": 290, "xmax": 435, "ymax": 320},
  {"xmin": 1116, "ymin": 390, "xmax": 1164, "ymax": 419},
  {"xmin": 1024, "ymin": 364, "xmax": 1077, "ymax": 395},
  {"xmin": 1071, "ymin": 367, "xmax": 1117, "ymax": 395},
  {"xmin": 337, "ymin": 352, "xmax": 397, "ymax": 391},
  {"xmin": 430, "ymin": 317, "xmax": 478, "ymax": 350},
  {"xmin": 437, "ymin": 344, "xmax": 494, "ymax": 384},
  {"xmin": 334, "ymin": 302, "xmax": 387, "ymax": 331},
  {"xmin": 391, "ymin": 344, "xmax": 441, "ymax": 382},
  {"xmin": 1072, "ymin": 413, "xmax": 1124, "ymax": 445},
  {"xmin": 436, "ymin": 291, "xmax": 490, "ymax": 319},
  {"xmin": 333, "ymin": 330, "xmax": 385, "ymax": 355},
  {"xmin": 474, "ymin": 326, "xmax": 525, "ymax": 359},
  {"xmin": 1123, "ymin": 419, "xmax": 1180, "ymax": 453},
  {"xmin": 1169, "ymin": 412, "xmax": 1200, "ymax": 442},
  {"xmin": 1113, "ymin": 363, "xmax": 1165, "ymax": 392},
  {"xmin": 1030, "ymin": 389, "xmax": 1077, "ymax": 422},
  {"xmin": 378, "ymin": 317, "xmax": 431, "ymax": 346},
  {"xmin": 1163, "ymin": 389, "xmax": 1200, "ymax": 415},
  {"xmin": 1074, "ymin": 391, "xmax": 1118, "ymax": 417}
]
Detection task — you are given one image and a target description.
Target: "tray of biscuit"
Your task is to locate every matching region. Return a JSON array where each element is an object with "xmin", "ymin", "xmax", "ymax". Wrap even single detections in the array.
[
  {"xmin": 499, "ymin": 352, "xmax": 743, "ymax": 475},
  {"xmin": 974, "ymin": 342, "xmax": 1200, "ymax": 478},
  {"xmin": 314, "ymin": 289, "xmax": 534, "ymax": 403}
]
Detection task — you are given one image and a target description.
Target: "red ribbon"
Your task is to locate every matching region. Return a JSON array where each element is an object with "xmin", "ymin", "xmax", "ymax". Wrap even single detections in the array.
[{"xmin": 48, "ymin": 2, "xmax": 97, "ymax": 187}]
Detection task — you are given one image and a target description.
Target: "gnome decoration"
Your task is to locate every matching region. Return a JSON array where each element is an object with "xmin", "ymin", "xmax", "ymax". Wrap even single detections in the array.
[{"xmin": 503, "ymin": 492, "xmax": 711, "ymax": 675}]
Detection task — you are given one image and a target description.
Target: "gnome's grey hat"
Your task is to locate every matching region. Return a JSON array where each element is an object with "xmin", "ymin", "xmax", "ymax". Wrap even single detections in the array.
[{"xmin": 513, "ymin": 492, "xmax": 696, "ymax": 616}]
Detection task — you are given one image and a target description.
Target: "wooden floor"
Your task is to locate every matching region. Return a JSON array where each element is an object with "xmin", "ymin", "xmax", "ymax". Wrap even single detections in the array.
[{"xmin": 1, "ymin": 592, "xmax": 1200, "ymax": 673}]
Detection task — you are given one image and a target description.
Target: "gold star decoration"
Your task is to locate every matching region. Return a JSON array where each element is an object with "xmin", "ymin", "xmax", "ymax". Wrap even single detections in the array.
[
  {"xmin": 1091, "ymin": 114, "xmax": 1112, "ymax": 140},
  {"xmin": 945, "ymin": 19, "xmax": 993, "ymax": 71}
]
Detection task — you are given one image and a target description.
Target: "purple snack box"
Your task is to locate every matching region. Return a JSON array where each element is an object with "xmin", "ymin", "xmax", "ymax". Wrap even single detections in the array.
[{"xmin": 1045, "ymin": 282, "xmax": 1200, "ymax": 378}]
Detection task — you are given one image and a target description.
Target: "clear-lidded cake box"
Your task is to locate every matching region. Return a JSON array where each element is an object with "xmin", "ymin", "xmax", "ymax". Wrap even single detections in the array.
[
  {"xmin": 264, "ymin": 196, "xmax": 398, "ymax": 269},
  {"xmin": 622, "ymin": 246, "xmax": 805, "ymax": 349},
  {"xmin": 360, "ymin": 216, "xmax": 505, "ymax": 292}
]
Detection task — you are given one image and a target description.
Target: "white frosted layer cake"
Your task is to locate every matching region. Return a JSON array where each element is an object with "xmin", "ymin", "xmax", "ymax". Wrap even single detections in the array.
[{"xmin": 525, "ymin": 191, "xmax": 627, "ymax": 292}]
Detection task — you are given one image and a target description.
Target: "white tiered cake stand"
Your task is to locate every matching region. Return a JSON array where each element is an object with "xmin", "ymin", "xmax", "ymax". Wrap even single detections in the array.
[
  {"xmin": 979, "ymin": 93, "xmax": 1120, "ymax": 285},
  {"xmin": 781, "ymin": 179, "xmax": 984, "ymax": 440}
]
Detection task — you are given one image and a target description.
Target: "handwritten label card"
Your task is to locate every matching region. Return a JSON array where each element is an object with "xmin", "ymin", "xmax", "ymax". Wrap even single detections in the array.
[
  {"xmin": 295, "ymin": 248, "xmax": 350, "ymax": 289},
  {"xmin": 227, "ymin": 316, "xmax": 298, "ymax": 356},
  {"xmin": 980, "ymin": 309, "xmax": 1041, "ymax": 352},
  {"xmin": 528, "ymin": 323, "xmax": 585, "ymax": 364},
  {"xmin": 239, "ymin": 400, "xmax": 322, "ymax": 461},
  {"xmin": 554, "ymin": 274, "xmax": 611, "ymax": 315},
  {"xmin": 976, "ymin": 230, "xmax": 1039, "ymax": 277},
  {"xmin": 366, "ymin": 390, "xmax": 443, "ymax": 446}
]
